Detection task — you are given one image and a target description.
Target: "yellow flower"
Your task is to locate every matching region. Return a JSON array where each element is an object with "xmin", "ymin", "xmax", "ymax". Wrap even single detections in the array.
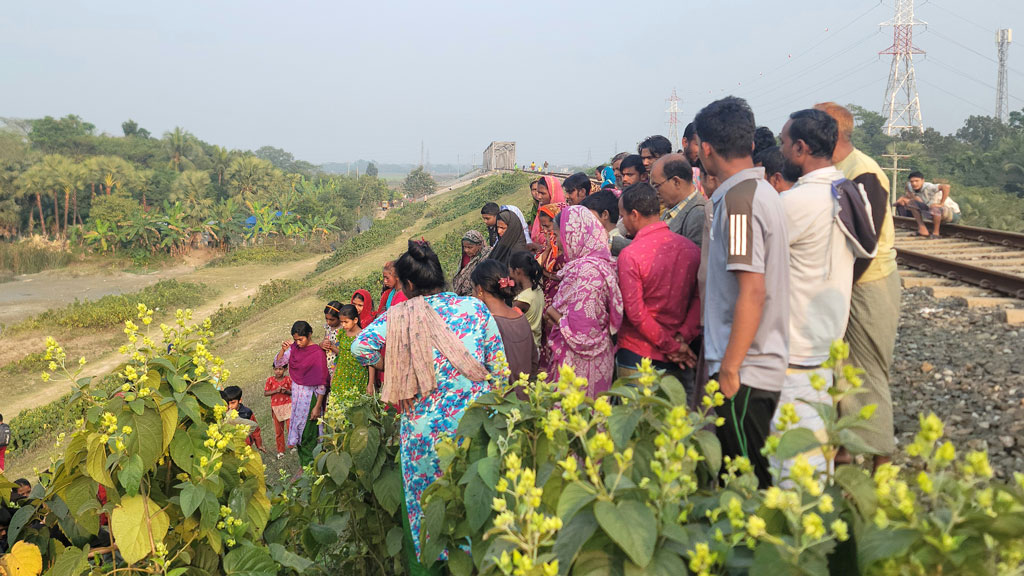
[
  {"xmin": 802, "ymin": 512, "xmax": 826, "ymax": 540},
  {"xmin": 41, "ymin": 372, "xmax": 50, "ymax": 382},
  {"xmin": 542, "ymin": 561, "xmax": 559, "ymax": 576},
  {"xmin": 916, "ymin": 471, "xmax": 934, "ymax": 494},
  {"xmin": 831, "ymin": 519, "xmax": 849, "ymax": 542},
  {"xmin": 818, "ymin": 494, "xmax": 834, "ymax": 514},
  {"xmin": 935, "ymin": 441, "xmax": 956, "ymax": 463},
  {"xmin": 593, "ymin": 397, "xmax": 612, "ymax": 417},
  {"xmin": 964, "ymin": 451, "xmax": 993, "ymax": 478},
  {"xmin": 858, "ymin": 404, "xmax": 878, "ymax": 421},
  {"xmin": 746, "ymin": 515, "xmax": 767, "ymax": 538},
  {"xmin": 492, "ymin": 497, "xmax": 507, "ymax": 512}
]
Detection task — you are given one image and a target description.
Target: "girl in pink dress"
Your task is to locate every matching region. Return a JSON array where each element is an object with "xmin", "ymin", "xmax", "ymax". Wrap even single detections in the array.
[{"xmin": 543, "ymin": 206, "xmax": 623, "ymax": 397}]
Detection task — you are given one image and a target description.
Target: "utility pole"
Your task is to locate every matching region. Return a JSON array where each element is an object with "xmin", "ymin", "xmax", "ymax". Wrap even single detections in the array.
[
  {"xmin": 997, "ymin": 29, "xmax": 1013, "ymax": 122},
  {"xmin": 666, "ymin": 88, "xmax": 681, "ymax": 149},
  {"xmin": 420, "ymin": 140, "xmax": 424, "ymax": 168},
  {"xmin": 882, "ymin": 145, "xmax": 911, "ymax": 206},
  {"xmin": 880, "ymin": 0, "xmax": 925, "ymax": 135}
]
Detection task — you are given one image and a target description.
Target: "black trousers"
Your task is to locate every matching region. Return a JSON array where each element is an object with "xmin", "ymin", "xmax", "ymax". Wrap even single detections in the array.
[{"xmin": 711, "ymin": 380, "xmax": 780, "ymax": 489}]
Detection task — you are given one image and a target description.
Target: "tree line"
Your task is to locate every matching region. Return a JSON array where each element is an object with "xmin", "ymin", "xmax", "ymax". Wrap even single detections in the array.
[{"xmin": 0, "ymin": 115, "xmax": 398, "ymax": 255}]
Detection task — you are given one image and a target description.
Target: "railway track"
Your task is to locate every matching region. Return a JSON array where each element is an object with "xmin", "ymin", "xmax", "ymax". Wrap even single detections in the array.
[{"xmin": 893, "ymin": 216, "xmax": 1024, "ymax": 323}]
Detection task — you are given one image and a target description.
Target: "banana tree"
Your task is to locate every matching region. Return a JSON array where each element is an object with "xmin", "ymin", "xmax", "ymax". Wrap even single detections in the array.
[{"xmin": 83, "ymin": 219, "xmax": 121, "ymax": 253}]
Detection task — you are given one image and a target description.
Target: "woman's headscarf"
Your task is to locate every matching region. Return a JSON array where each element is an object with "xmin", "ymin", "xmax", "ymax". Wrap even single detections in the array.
[
  {"xmin": 538, "ymin": 203, "xmax": 564, "ymax": 271},
  {"xmin": 452, "ymin": 230, "xmax": 491, "ymax": 296},
  {"xmin": 489, "ymin": 209, "xmax": 529, "ymax": 265},
  {"xmin": 530, "ymin": 176, "xmax": 566, "ymax": 245},
  {"xmin": 558, "ymin": 205, "xmax": 623, "ymax": 332},
  {"xmin": 287, "ymin": 341, "xmax": 330, "ymax": 388},
  {"xmin": 501, "ymin": 205, "xmax": 532, "ymax": 240},
  {"xmin": 352, "ymin": 289, "xmax": 375, "ymax": 329},
  {"xmin": 601, "ymin": 166, "xmax": 617, "ymax": 190}
]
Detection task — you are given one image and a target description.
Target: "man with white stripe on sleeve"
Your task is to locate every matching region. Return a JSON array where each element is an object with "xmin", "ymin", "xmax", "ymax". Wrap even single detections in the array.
[{"xmin": 697, "ymin": 96, "xmax": 791, "ymax": 489}]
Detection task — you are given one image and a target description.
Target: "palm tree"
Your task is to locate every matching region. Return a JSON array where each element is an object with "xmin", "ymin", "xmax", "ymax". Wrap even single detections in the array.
[
  {"xmin": 211, "ymin": 145, "xmax": 231, "ymax": 185},
  {"xmin": 163, "ymin": 127, "xmax": 197, "ymax": 172},
  {"xmin": 52, "ymin": 159, "xmax": 87, "ymax": 236},
  {"xmin": 16, "ymin": 165, "xmax": 47, "ymax": 236},
  {"xmin": 226, "ymin": 156, "xmax": 279, "ymax": 205}
]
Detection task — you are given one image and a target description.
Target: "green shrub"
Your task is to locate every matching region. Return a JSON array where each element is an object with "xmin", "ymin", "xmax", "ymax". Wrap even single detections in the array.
[
  {"xmin": 207, "ymin": 244, "xmax": 312, "ymax": 268},
  {"xmin": 209, "ymin": 279, "xmax": 302, "ymax": 331},
  {"xmin": 0, "ymin": 350, "xmax": 49, "ymax": 375},
  {"xmin": 0, "ymin": 242, "xmax": 73, "ymax": 275},
  {"xmin": 17, "ymin": 279, "xmax": 213, "ymax": 330},
  {"xmin": 424, "ymin": 172, "xmax": 531, "ymax": 230},
  {"xmin": 313, "ymin": 202, "xmax": 428, "ymax": 275},
  {"xmin": 6, "ymin": 372, "xmax": 121, "ymax": 455}
]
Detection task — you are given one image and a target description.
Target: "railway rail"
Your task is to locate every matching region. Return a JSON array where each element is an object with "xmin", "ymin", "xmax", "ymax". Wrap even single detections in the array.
[{"xmin": 892, "ymin": 216, "xmax": 1024, "ymax": 313}]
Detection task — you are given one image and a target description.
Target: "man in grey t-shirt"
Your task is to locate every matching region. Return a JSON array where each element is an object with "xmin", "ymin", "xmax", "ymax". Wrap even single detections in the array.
[{"xmin": 696, "ymin": 96, "xmax": 790, "ymax": 488}]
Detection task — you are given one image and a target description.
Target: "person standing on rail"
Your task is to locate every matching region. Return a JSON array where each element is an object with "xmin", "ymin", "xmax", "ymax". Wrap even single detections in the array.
[
  {"xmin": 815, "ymin": 102, "xmax": 900, "ymax": 471},
  {"xmin": 697, "ymin": 96, "xmax": 790, "ymax": 489},
  {"xmin": 773, "ymin": 108, "xmax": 876, "ymax": 476},
  {"xmin": 638, "ymin": 135, "xmax": 673, "ymax": 171},
  {"xmin": 895, "ymin": 171, "xmax": 961, "ymax": 238}
]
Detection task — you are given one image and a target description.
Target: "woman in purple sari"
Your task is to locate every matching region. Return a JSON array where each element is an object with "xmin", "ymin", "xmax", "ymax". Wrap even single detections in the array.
[
  {"xmin": 543, "ymin": 205, "xmax": 623, "ymax": 397},
  {"xmin": 274, "ymin": 320, "xmax": 330, "ymax": 467}
]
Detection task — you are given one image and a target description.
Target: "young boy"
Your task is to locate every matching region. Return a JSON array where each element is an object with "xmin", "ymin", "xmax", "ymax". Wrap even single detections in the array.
[
  {"xmin": 220, "ymin": 386, "xmax": 265, "ymax": 453},
  {"xmin": 263, "ymin": 364, "xmax": 292, "ymax": 459}
]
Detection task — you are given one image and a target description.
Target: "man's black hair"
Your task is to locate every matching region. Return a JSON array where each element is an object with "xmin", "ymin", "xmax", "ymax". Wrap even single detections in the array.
[
  {"xmin": 620, "ymin": 183, "xmax": 660, "ymax": 218},
  {"xmin": 563, "ymin": 172, "xmax": 592, "ymax": 194},
  {"xmin": 481, "ymin": 202, "xmax": 500, "ymax": 215},
  {"xmin": 661, "ymin": 156, "xmax": 694, "ymax": 183},
  {"xmin": 908, "ymin": 170, "xmax": 924, "ymax": 180},
  {"xmin": 638, "ymin": 135, "xmax": 673, "ymax": 157},
  {"xmin": 754, "ymin": 146, "xmax": 786, "ymax": 179},
  {"xmin": 580, "ymin": 189, "xmax": 620, "ymax": 223},
  {"xmin": 753, "ymin": 126, "xmax": 777, "ymax": 159},
  {"xmin": 220, "ymin": 385, "xmax": 243, "ymax": 402},
  {"xmin": 619, "ymin": 154, "xmax": 646, "ymax": 175},
  {"xmin": 693, "ymin": 96, "xmax": 756, "ymax": 160},
  {"xmin": 611, "ymin": 151, "xmax": 629, "ymax": 163},
  {"xmin": 683, "ymin": 122, "xmax": 697, "ymax": 140},
  {"xmin": 0, "ymin": 413, "xmax": 3, "ymax": 422},
  {"xmin": 787, "ymin": 109, "xmax": 838, "ymax": 159}
]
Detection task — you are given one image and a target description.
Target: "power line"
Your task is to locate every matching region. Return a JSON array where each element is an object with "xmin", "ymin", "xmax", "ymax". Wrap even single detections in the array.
[
  {"xmin": 925, "ymin": 57, "xmax": 1024, "ymax": 106},
  {"xmin": 917, "ymin": 77, "xmax": 990, "ymax": 114},
  {"xmin": 923, "ymin": 28, "xmax": 995, "ymax": 64},
  {"xmin": 756, "ymin": 58, "xmax": 881, "ymax": 117},
  {"xmin": 923, "ymin": 0, "xmax": 994, "ymax": 35}
]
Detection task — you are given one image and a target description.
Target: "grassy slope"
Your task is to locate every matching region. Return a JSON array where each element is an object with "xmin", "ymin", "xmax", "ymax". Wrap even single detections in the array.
[{"xmin": 4, "ymin": 176, "xmax": 533, "ymax": 479}]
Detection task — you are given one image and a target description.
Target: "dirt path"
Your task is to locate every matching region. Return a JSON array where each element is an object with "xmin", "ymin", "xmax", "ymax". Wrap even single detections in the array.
[{"xmin": 0, "ymin": 252, "xmax": 325, "ymax": 419}]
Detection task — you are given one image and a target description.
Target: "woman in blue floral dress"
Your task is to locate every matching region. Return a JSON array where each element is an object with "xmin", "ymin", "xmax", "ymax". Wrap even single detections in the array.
[{"xmin": 351, "ymin": 240, "xmax": 506, "ymax": 567}]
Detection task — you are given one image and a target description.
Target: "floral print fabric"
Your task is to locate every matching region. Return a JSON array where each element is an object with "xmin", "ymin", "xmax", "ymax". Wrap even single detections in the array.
[
  {"xmin": 350, "ymin": 292, "xmax": 506, "ymax": 559},
  {"xmin": 546, "ymin": 206, "xmax": 623, "ymax": 396}
]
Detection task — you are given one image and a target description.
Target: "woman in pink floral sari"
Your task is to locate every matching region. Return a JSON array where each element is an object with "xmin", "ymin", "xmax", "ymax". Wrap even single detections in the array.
[{"xmin": 543, "ymin": 205, "xmax": 623, "ymax": 396}]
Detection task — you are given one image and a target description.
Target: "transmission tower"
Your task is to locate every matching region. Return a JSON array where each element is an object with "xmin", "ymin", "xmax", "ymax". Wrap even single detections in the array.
[
  {"xmin": 997, "ymin": 29, "xmax": 1013, "ymax": 122},
  {"xmin": 665, "ymin": 89, "xmax": 681, "ymax": 149},
  {"xmin": 880, "ymin": 0, "xmax": 925, "ymax": 135}
]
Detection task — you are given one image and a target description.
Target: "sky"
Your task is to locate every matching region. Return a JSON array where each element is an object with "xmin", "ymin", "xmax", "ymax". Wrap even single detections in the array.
[{"xmin": 3, "ymin": 0, "xmax": 1023, "ymax": 167}]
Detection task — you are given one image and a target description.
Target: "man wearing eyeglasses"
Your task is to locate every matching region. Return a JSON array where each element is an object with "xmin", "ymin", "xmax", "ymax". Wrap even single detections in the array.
[{"xmin": 651, "ymin": 154, "xmax": 706, "ymax": 248}]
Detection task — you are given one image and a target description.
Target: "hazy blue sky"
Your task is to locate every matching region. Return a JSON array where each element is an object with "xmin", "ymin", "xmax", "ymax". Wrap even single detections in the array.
[{"xmin": 3, "ymin": 1, "xmax": 1022, "ymax": 166}]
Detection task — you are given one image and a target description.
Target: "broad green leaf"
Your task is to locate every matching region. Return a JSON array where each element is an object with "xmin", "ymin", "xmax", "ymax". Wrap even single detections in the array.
[
  {"xmin": 60, "ymin": 477, "xmax": 100, "ymax": 536},
  {"xmin": 350, "ymin": 426, "xmax": 381, "ymax": 472},
  {"xmin": 476, "ymin": 455, "xmax": 500, "ymax": 487},
  {"xmin": 85, "ymin": 434, "xmax": 113, "ymax": 488},
  {"xmin": 750, "ymin": 542, "xmax": 795, "ymax": 576},
  {"xmin": 464, "ymin": 474, "xmax": 494, "ymax": 533},
  {"xmin": 373, "ymin": 466, "xmax": 403, "ymax": 517},
  {"xmin": 268, "ymin": 543, "xmax": 313, "ymax": 573},
  {"xmin": 658, "ymin": 375, "xmax": 688, "ymax": 406},
  {"xmin": 121, "ymin": 407, "xmax": 164, "ymax": 470},
  {"xmin": 838, "ymin": 428, "xmax": 882, "ymax": 456},
  {"xmin": 177, "ymin": 394, "xmax": 201, "ymax": 424},
  {"xmin": 834, "ymin": 465, "xmax": 877, "ymax": 518},
  {"xmin": 775, "ymin": 427, "xmax": 822, "ymax": 461},
  {"xmin": 448, "ymin": 549, "xmax": 474, "ymax": 576},
  {"xmin": 245, "ymin": 486, "xmax": 272, "ymax": 534},
  {"xmin": 625, "ymin": 548, "xmax": 686, "ymax": 576},
  {"xmin": 158, "ymin": 398, "xmax": 179, "ymax": 452},
  {"xmin": 1, "ymin": 541, "xmax": 43, "ymax": 576},
  {"xmin": 608, "ymin": 408, "xmax": 642, "ymax": 450},
  {"xmin": 223, "ymin": 544, "xmax": 277, "ymax": 576},
  {"xmin": 324, "ymin": 452, "xmax": 352, "ymax": 486},
  {"xmin": 557, "ymin": 482, "xmax": 596, "ymax": 522},
  {"xmin": 6, "ymin": 506, "xmax": 36, "ymax": 548},
  {"xmin": 553, "ymin": 509, "xmax": 598, "ymax": 574},
  {"xmin": 594, "ymin": 500, "xmax": 656, "ymax": 568},
  {"xmin": 856, "ymin": 527, "xmax": 919, "ymax": 570},
  {"xmin": 192, "ymin": 381, "xmax": 224, "ymax": 408},
  {"xmin": 110, "ymin": 495, "xmax": 170, "ymax": 565},
  {"xmin": 169, "ymin": 425, "xmax": 207, "ymax": 474},
  {"xmin": 118, "ymin": 454, "xmax": 145, "ymax": 497},
  {"xmin": 385, "ymin": 526, "xmax": 404, "ymax": 557},
  {"xmin": 572, "ymin": 549, "xmax": 624, "ymax": 576},
  {"xmin": 179, "ymin": 483, "xmax": 207, "ymax": 517},
  {"xmin": 693, "ymin": 430, "xmax": 722, "ymax": 477},
  {"xmin": 307, "ymin": 523, "xmax": 338, "ymax": 545},
  {"xmin": 42, "ymin": 544, "xmax": 89, "ymax": 576}
]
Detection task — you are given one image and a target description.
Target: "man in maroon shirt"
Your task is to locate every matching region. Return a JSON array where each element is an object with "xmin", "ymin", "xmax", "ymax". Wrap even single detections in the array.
[{"xmin": 616, "ymin": 183, "xmax": 701, "ymax": 399}]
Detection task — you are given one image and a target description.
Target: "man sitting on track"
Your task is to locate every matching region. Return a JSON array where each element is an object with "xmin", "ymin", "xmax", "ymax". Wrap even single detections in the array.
[{"xmin": 895, "ymin": 170, "xmax": 961, "ymax": 238}]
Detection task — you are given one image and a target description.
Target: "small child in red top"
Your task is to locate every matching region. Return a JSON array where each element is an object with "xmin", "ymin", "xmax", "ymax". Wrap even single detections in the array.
[
  {"xmin": 263, "ymin": 363, "xmax": 292, "ymax": 459},
  {"xmin": 220, "ymin": 386, "xmax": 265, "ymax": 453}
]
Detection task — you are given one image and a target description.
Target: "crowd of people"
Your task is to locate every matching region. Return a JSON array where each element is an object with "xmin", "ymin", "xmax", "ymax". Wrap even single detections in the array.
[{"xmin": 243, "ymin": 97, "xmax": 920, "ymax": 570}]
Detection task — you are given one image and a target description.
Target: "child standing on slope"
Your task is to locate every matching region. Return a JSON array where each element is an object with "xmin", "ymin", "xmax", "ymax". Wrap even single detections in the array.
[{"xmin": 264, "ymin": 363, "xmax": 292, "ymax": 459}]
